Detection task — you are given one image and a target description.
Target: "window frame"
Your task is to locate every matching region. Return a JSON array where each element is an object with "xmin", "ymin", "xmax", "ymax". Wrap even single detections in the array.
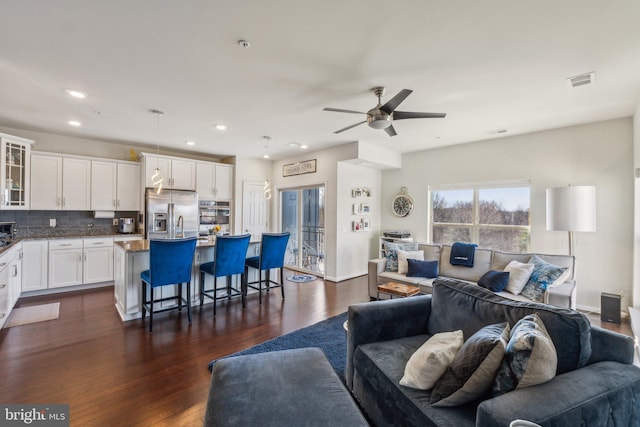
[{"xmin": 428, "ymin": 180, "xmax": 531, "ymax": 251}]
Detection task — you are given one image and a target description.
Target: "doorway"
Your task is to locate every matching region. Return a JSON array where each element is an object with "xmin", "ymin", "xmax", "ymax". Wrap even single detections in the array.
[{"xmin": 281, "ymin": 185, "xmax": 325, "ymax": 275}]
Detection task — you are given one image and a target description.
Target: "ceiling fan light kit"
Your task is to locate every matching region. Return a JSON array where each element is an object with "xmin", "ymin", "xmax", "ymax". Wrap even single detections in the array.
[{"xmin": 323, "ymin": 87, "xmax": 446, "ymax": 136}]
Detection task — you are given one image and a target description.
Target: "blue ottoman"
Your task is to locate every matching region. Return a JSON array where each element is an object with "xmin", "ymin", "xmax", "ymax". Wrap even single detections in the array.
[{"xmin": 205, "ymin": 347, "xmax": 368, "ymax": 426}]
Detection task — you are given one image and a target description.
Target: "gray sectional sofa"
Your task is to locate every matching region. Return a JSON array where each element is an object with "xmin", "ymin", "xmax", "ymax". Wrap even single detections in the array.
[
  {"xmin": 369, "ymin": 243, "xmax": 576, "ymax": 309},
  {"xmin": 347, "ymin": 278, "xmax": 640, "ymax": 426}
]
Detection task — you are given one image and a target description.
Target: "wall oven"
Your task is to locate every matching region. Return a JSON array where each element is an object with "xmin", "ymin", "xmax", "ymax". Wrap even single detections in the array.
[{"xmin": 199, "ymin": 200, "xmax": 231, "ymax": 234}]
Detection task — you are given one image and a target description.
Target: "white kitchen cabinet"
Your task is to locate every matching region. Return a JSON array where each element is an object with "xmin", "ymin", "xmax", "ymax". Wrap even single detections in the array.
[
  {"xmin": 83, "ymin": 237, "xmax": 114, "ymax": 284},
  {"xmin": 48, "ymin": 239, "xmax": 83, "ymax": 288},
  {"xmin": 31, "ymin": 154, "xmax": 91, "ymax": 210},
  {"xmin": 22, "ymin": 240, "xmax": 48, "ymax": 292},
  {"xmin": 30, "ymin": 154, "xmax": 63, "ymax": 210},
  {"xmin": 196, "ymin": 162, "xmax": 234, "ymax": 200},
  {"xmin": 116, "ymin": 163, "xmax": 141, "ymax": 211},
  {"xmin": 91, "ymin": 161, "xmax": 140, "ymax": 211},
  {"xmin": 0, "ymin": 260, "xmax": 10, "ymax": 329},
  {"xmin": 0, "ymin": 133, "xmax": 33, "ymax": 210},
  {"xmin": 8, "ymin": 244, "xmax": 22, "ymax": 307},
  {"xmin": 143, "ymin": 153, "xmax": 196, "ymax": 190},
  {"xmin": 63, "ymin": 158, "xmax": 91, "ymax": 210}
]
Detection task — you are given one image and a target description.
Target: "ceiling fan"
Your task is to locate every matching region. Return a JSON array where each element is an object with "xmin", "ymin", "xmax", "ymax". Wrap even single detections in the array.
[{"xmin": 323, "ymin": 87, "xmax": 446, "ymax": 136}]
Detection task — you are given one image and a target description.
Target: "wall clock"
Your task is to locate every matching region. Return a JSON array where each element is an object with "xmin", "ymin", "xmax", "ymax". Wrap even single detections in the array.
[{"xmin": 392, "ymin": 187, "xmax": 414, "ymax": 217}]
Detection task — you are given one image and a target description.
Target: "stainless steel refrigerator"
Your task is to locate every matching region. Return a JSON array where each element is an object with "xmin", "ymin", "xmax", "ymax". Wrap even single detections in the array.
[{"xmin": 145, "ymin": 189, "xmax": 199, "ymax": 239}]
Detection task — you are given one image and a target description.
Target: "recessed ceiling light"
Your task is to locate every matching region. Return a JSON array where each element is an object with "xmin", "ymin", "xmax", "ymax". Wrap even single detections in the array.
[
  {"xmin": 215, "ymin": 124, "xmax": 227, "ymax": 131},
  {"xmin": 287, "ymin": 142, "xmax": 299, "ymax": 148},
  {"xmin": 185, "ymin": 141, "xmax": 195, "ymax": 146},
  {"xmin": 66, "ymin": 89, "xmax": 86, "ymax": 99},
  {"xmin": 300, "ymin": 144, "xmax": 308, "ymax": 150},
  {"xmin": 263, "ymin": 154, "xmax": 270, "ymax": 159},
  {"xmin": 68, "ymin": 120, "xmax": 81, "ymax": 127}
]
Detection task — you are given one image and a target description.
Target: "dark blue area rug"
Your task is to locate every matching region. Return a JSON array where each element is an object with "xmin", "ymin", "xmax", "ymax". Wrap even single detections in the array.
[{"xmin": 208, "ymin": 312, "xmax": 348, "ymax": 381}]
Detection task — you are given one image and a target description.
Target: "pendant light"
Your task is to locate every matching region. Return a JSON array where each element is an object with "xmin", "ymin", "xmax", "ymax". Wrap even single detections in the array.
[
  {"xmin": 150, "ymin": 109, "xmax": 164, "ymax": 194},
  {"xmin": 263, "ymin": 179, "xmax": 272, "ymax": 200},
  {"xmin": 262, "ymin": 136, "xmax": 271, "ymax": 159}
]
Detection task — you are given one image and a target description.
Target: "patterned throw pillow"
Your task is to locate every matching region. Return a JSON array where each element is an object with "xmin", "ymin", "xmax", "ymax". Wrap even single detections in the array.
[
  {"xmin": 430, "ymin": 322, "xmax": 510, "ymax": 407},
  {"xmin": 384, "ymin": 241, "xmax": 419, "ymax": 272},
  {"xmin": 399, "ymin": 330, "xmax": 464, "ymax": 390},
  {"xmin": 520, "ymin": 255, "xmax": 568, "ymax": 302},
  {"xmin": 493, "ymin": 313, "xmax": 557, "ymax": 396}
]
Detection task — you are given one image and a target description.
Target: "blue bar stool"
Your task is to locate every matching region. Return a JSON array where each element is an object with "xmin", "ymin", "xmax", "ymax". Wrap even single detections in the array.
[
  {"xmin": 141, "ymin": 237, "xmax": 197, "ymax": 333},
  {"xmin": 200, "ymin": 234, "xmax": 251, "ymax": 316},
  {"xmin": 245, "ymin": 232, "xmax": 290, "ymax": 304}
]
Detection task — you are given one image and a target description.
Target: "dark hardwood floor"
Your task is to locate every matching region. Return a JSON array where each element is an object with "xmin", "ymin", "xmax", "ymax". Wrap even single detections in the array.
[
  {"xmin": 1, "ymin": 276, "xmax": 634, "ymax": 426},
  {"xmin": 0, "ymin": 272, "xmax": 370, "ymax": 426}
]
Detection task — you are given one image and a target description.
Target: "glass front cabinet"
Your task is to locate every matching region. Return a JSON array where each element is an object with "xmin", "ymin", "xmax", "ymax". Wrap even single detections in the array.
[{"xmin": 0, "ymin": 133, "xmax": 34, "ymax": 210}]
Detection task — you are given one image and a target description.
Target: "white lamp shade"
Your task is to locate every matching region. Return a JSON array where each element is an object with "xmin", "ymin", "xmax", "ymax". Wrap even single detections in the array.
[{"xmin": 546, "ymin": 186, "xmax": 596, "ymax": 232}]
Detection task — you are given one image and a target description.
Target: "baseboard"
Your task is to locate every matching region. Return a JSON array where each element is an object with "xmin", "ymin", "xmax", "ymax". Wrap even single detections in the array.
[
  {"xmin": 328, "ymin": 272, "xmax": 367, "ymax": 283},
  {"xmin": 577, "ymin": 304, "xmax": 629, "ymax": 320},
  {"xmin": 21, "ymin": 281, "xmax": 114, "ymax": 298}
]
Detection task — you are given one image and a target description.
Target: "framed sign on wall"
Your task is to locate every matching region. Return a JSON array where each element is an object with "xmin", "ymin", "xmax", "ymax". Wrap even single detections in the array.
[{"xmin": 283, "ymin": 159, "xmax": 317, "ymax": 177}]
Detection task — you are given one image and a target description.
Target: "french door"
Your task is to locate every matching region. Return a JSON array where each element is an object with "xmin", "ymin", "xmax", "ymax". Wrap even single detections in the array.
[{"xmin": 281, "ymin": 185, "xmax": 325, "ymax": 275}]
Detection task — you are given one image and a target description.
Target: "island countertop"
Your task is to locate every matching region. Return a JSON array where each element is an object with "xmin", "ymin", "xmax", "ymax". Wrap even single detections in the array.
[{"xmin": 114, "ymin": 236, "xmax": 261, "ymax": 252}]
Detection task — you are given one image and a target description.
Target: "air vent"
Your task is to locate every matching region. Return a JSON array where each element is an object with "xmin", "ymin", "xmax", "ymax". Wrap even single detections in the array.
[{"xmin": 567, "ymin": 72, "xmax": 595, "ymax": 88}]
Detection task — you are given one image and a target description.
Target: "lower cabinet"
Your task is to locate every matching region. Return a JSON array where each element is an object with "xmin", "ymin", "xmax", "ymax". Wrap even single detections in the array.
[
  {"xmin": 0, "ymin": 260, "xmax": 10, "ymax": 329},
  {"xmin": 0, "ymin": 243, "xmax": 22, "ymax": 329},
  {"xmin": 22, "ymin": 240, "xmax": 48, "ymax": 292},
  {"xmin": 48, "ymin": 239, "xmax": 83, "ymax": 288},
  {"xmin": 83, "ymin": 238, "xmax": 114, "ymax": 284}
]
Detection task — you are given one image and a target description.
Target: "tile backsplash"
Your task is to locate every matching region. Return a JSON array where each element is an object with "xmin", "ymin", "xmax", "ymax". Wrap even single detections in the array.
[{"xmin": 0, "ymin": 210, "xmax": 139, "ymax": 237}]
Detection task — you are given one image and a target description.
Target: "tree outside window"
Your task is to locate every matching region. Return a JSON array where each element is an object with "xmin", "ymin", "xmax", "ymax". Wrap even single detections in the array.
[{"xmin": 430, "ymin": 184, "xmax": 530, "ymax": 252}]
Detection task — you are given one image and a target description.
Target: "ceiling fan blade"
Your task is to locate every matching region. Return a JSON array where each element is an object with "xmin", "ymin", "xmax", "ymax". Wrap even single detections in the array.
[
  {"xmin": 379, "ymin": 89, "xmax": 412, "ymax": 114},
  {"xmin": 323, "ymin": 107, "xmax": 366, "ymax": 115},
  {"xmin": 384, "ymin": 124, "xmax": 397, "ymax": 137},
  {"xmin": 393, "ymin": 111, "xmax": 447, "ymax": 120},
  {"xmin": 334, "ymin": 120, "xmax": 367, "ymax": 134}
]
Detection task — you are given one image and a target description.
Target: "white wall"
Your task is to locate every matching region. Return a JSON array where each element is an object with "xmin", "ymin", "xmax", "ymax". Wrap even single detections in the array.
[
  {"xmin": 0, "ymin": 126, "xmax": 224, "ymax": 162},
  {"xmin": 270, "ymin": 143, "xmax": 359, "ymax": 281},
  {"xmin": 633, "ymin": 101, "xmax": 640, "ymax": 308},
  {"xmin": 336, "ymin": 162, "xmax": 381, "ymax": 281},
  {"xmin": 381, "ymin": 118, "xmax": 633, "ymax": 311}
]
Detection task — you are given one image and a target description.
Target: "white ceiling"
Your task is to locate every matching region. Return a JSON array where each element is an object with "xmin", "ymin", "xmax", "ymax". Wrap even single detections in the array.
[{"xmin": 1, "ymin": 1, "xmax": 639, "ymax": 160}]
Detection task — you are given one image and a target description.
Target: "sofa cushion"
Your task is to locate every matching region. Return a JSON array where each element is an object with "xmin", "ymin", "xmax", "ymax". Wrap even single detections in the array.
[
  {"xmin": 379, "ymin": 271, "xmax": 425, "ymax": 285},
  {"xmin": 397, "ymin": 249, "xmax": 424, "ymax": 274},
  {"xmin": 417, "ymin": 243, "xmax": 442, "ymax": 262},
  {"xmin": 439, "ymin": 245, "xmax": 493, "ymax": 282},
  {"xmin": 407, "ymin": 259, "xmax": 439, "ymax": 278},
  {"xmin": 427, "ymin": 278, "xmax": 591, "ymax": 375},
  {"xmin": 400, "ymin": 330, "xmax": 464, "ymax": 390},
  {"xmin": 478, "ymin": 270, "xmax": 510, "ymax": 292},
  {"xmin": 384, "ymin": 241, "xmax": 419, "ymax": 272},
  {"xmin": 431, "ymin": 322, "xmax": 510, "ymax": 407},
  {"xmin": 503, "ymin": 260, "xmax": 534, "ymax": 295},
  {"xmin": 492, "ymin": 251, "xmax": 575, "ymax": 282},
  {"xmin": 354, "ymin": 335, "xmax": 478, "ymax": 427},
  {"xmin": 519, "ymin": 255, "xmax": 569, "ymax": 302},
  {"xmin": 493, "ymin": 313, "xmax": 557, "ymax": 396}
]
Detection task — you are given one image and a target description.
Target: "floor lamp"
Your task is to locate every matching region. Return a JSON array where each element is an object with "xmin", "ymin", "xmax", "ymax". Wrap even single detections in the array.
[{"xmin": 545, "ymin": 185, "xmax": 597, "ymax": 256}]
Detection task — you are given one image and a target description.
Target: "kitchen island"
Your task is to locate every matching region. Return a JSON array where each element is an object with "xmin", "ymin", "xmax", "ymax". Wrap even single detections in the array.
[{"xmin": 114, "ymin": 236, "xmax": 261, "ymax": 321}]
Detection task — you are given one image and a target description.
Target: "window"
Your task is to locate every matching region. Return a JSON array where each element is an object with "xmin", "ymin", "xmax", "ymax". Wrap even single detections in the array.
[{"xmin": 429, "ymin": 182, "xmax": 530, "ymax": 252}]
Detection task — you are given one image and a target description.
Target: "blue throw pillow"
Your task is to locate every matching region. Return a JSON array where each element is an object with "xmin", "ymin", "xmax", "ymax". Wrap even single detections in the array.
[
  {"xmin": 407, "ymin": 259, "xmax": 439, "ymax": 278},
  {"xmin": 478, "ymin": 270, "xmax": 510, "ymax": 292},
  {"xmin": 520, "ymin": 255, "xmax": 568, "ymax": 302},
  {"xmin": 449, "ymin": 242, "xmax": 477, "ymax": 267}
]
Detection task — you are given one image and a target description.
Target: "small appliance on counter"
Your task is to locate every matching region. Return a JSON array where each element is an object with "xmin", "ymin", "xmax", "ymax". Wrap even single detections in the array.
[
  {"xmin": 0, "ymin": 221, "xmax": 16, "ymax": 249},
  {"xmin": 118, "ymin": 217, "xmax": 136, "ymax": 234}
]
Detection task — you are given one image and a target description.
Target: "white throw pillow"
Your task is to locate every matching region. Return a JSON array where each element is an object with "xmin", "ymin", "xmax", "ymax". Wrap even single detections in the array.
[
  {"xmin": 397, "ymin": 249, "xmax": 424, "ymax": 274},
  {"xmin": 503, "ymin": 260, "xmax": 535, "ymax": 295},
  {"xmin": 399, "ymin": 330, "xmax": 463, "ymax": 390}
]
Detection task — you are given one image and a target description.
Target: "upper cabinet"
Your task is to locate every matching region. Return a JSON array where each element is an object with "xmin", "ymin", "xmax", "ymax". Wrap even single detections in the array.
[
  {"xmin": 31, "ymin": 153, "xmax": 90, "ymax": 210},
  {"xmin": 196, "ymin": 162, "xmax": 234, "ymax": 200},
  {"xmin": 0, "ymin": 133, "xmax": 33, "ymax": 210},
  {"xmin": 143, "ymin": 154, "xmax": 196, "ymax": 191},
  {"xmin": 91, "ymin": 160, "xmax": 140, "ymax": 211}
]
